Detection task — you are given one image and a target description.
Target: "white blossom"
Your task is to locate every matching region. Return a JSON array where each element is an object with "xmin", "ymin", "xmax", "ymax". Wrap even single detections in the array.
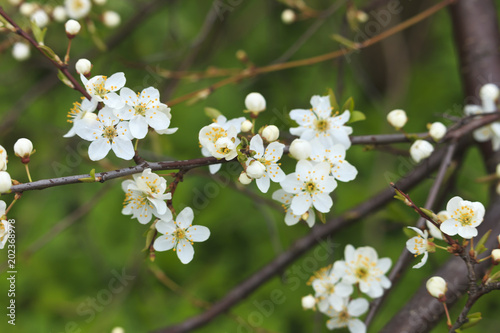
[
  {"xmin": 324, "ymin": 298, "xmax": 369, "ymax": 333},
  {"xmin": 12, "ymin": 43, "xmax": 30, "ymax": 61},
  {"xmin": 409, "ymin": 140, "xmax": 434, "ymax": 163},
  {"xmin": 53, "ymin": 6, "xmax": 67, "ymax": 22},
  {"xmin": 440, "ymin": 196, "xmax": 485, "ymax": 239},
  {"xmin": 261, "ymin": 125, "xmax": 279, "ymax": 142},
  {"xmin": 240, "ymin": 120, "xmax": 253, "ymax": 132},
  {"xmin": 311, "ymin": 268, "xmax": 353, "ymax": 312},
  {"xmin": 0, "ymin": 172, "xmax": 12, "ymax": 193},
  {"xmin": 64, "ymin": 98, "xmax": 98, "ymax": 138},
  {"xmin": 464, "ymin": 84, "xmax": 500, "ymax": 149},
  {"xmin": 121, "ymin": 169, "xmax": 171, "ymax": 224},
  {"xmin": 281, "ymin": 9, "xmax": 296, "ymax": 24},
  {"xmin": 289, "ymin": 139, "xmax": 312, "ymax": 160},
  {"xmin": 491, "ymin": 249, "xmax": 500, "ymax": 263},
  {"xmin": 102, "ymin": 10, "xmax": 120, "ymax": 27},
  {"xmin": 0, "ymin": 145, "xmax": 8, "ymax": 171},
  {"xmin": 114, "ymin": 87, "xmax": 171, "ymax": 139},
  {"xmin": 19, "ymin": 3, "xmax": 36, "ymax": 16},
  {"xmin": 81, "ymin": 72, "xmax": 125, "ymax": 109},
  {"xmin": 334, "ymin": 245, "xmax": 391, "ymax": 298},
  {"xmin": 290, "ymin": 95, "xmax": 352, "ymax": 149},
  {"xmin": 75, "ymin": 106, "xmax": 134, "ymax": 161},
  {"xmin": 31, "ymin": 9, "xmax": 49, "ymax": 28},
  {"xmin": 13, "ymin": 138, "xmax": 33, "ymax": 159},
  {"xmin": 386, "ymin": 109, "xmax": 407, "ymax": 130},
  {"xmin": 245, "ymin": 92, "xmax": 266, "ymax": 114},
  {"xmin": 280, "ymin": 160, "xmax": 337, "ymax": 215},
  {"xmin": 200, "ymin": 116, "xmax": 245, "ymax": 174},
  {"xmin": 65, "ymin": 0, "xmax": 91, "ymax": 19},
  {"xmin": 246, "ymin": 135, "xmax": 285, "ymax": 193},
  {"xmin": 199, "ymin": 124, "xmax": 240, "ymax": 162},
  {"xmin": 76, "ymin": 58, "xmax": 92, "ymax": 76},
  {"xmin": 426, "ymin": 276, "xmax": 447, "ymax": 299},
  {"xmin": 272, "ymin": 189, "xmax": 315, "ymax": 227},
  {"xmin": 310, "ymin": 139, "xmax": 357, "ymax": 182},
  {"xmin": 406, "ymin": 227, "xmax": 431, "ymax": 269},
  {"xmin": 154, "ymin": 207, "xmax": 210, "ymax": 264},
  {"xmin": 65, "ymin": 19, "xmax": 81, "ymax": 36},
  {"xmin": 0, "ymin": 201, "xmax": 12, "ymax": 249},
  {"xmin": 301, "ymin": 294, "xmax": 316, "ymax": 310},
  {"xmin": 429, "ymin": 122, "xmax": 447, "ymax": 141}
]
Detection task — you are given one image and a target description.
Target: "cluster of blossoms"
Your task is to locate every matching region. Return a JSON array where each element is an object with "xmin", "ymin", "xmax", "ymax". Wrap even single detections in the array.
[
  {"xmin": 0, "ymin": 138, "xmax": 35, "ymax": 194},
  {"xmin": 9, "ymin": 0, "xmax": 121, "ymax": 61},
  {"xmin": 405, "ymin": 196, "xmax": 485, "ymax": 268},
  {"xmin": 302, "ymin": 245, "xmax": 392, "ymax": 333},
  {"xmin": 198, "ymin": 93, "xmax": 358, "ymax": 228},
  {"xmin": 66, "ymin": 72, "xmax": 177, "ymax": 161},
  {"xmin": 121, "ymin": 168, "xmax": 209, "ymax": 264}
]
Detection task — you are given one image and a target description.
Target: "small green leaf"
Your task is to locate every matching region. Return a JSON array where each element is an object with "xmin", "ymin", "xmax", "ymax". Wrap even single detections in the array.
[
  {"xmin": 142, "ymin": 225, "xmax": 157, "ymax": 252},
  {"xmin": 459, "ymin": 312, "xmax": 482, "ymax": 330},
  {"xmin": 347, "ymin": 110, "xmax": 366, "ymax": 124},
  {"xmin": 420, "ymin": 208, "xmax": 436, "ymax": 220},
  {"xmin": 327, "ymin": 88, "xmax": 339, "ymax": 111},
  {"xmin": 331, "ymin": 34, "xmax": 358, "ymax": 50},
  {"xmin": 318, "ymin": 211, "xmax": 326, "ymax": 224},
  {"xmin": 342, "ymin": 97, "xmax": 355, "ymax": 112},
  {"xmin": 346, "ymin": 6, "xmax": 359, "ymax": 31},
  {"xmin": 31, "ymin": 21, "xmax": 47, "ymax": 44},
  {"xmin": 57, "ymin": 70, "xmax": 75, "ymax": 88},
  {"xmin": 204, "ymin": 107, "xmax": 222, "ymax": 120},
  {"xmin": 39, "ymin": 45, "xmax": 62, "ymax": 63},
  {"xmin": 78, "ymin": 169, "xmax": 96, "ymax": 182},
  {"xmin": 475, "ymin": 229, "xmax": 492, "ymax": 255}
]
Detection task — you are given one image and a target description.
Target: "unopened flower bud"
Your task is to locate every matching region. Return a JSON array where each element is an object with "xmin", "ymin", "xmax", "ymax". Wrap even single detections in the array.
[
  {"xmin": 281, "ymin": 9, "xmax": 296, "ymax": 24},
  {"xmin": 53, "ymin": 6, "xmax": 67, "ymax": 22},
  {"xmin": 20, "ymin": 3, "xmax": 36, "ymax": 16},
  {"xmin": 110, "ymin": 327, "xmax": 124, "ymax": 333},
  {"xmin": 301, "ymin": 294, "xmax": 316, "ymax": 310},
  {"xmin": 289, "ymin": 139, "xmax": 311, "ymax": 160},
  {"xmin": 246, "ymin": 160, "xmax": 266, "ymax": 179},
  {"xmin": 102, "ymin": 11, "xmax": 121, "ymax": 27},
  {"xmin": 31, "ymin": 9, "xmax": 49, "ymax": 28},
  {"xmin": 426, "ymin": 276, "xmax": 447, "ymax": 300},
  {"xmin": 245, "ymin": 92, "xmax": 266, "ymax": 115},
  {"xmin": 480, "ymin": 84, "xmax": 499, "ymax": 101},
  {"xmin": 65, "ymin": 19, "xmax": 81, "ymax": 37},
  {"xmin": 94, "ymin": 0, "xmax": 107, "ymax": 5},
  {"xmin": 356, "ymin": 10, "xmax": 369, "ymax": 23},
  {"xmin": 387, "ymin": 109, "xmax": 407, "ymax": 130},
  {"xmin": 8, "ymin": 0, "xmax": 22, "ymax": 5},
  {"xmin": 14, "ymin": 138, "xmax": 33, "ymax": 164},
  {"xmin": 262, "ymin": 125, "xmax": 279, "ymax": 142},
  {"xmin": 12, "ymin": 43, "xmax": 30, "ymax": 61},
  {"xmin": 301, "ymin": 211, "xmax": 309, "ymax": 221},
  {"xmin": 76, "ymin": 58, "xmax": 92, "ymax": 76},
  {"xmin": 241, "ymin": 120, "xmax": 253, "ymax": 133},
  {"xmin": 428, "ymin": 122, "xmax": 446, "ymax": 141},
  {"xmin": 492, "ymin": 249, "xmax": 500, "ymax": 264},
  {"xmin": 0, "ymin": 172, "xmax": 12, "ymax": 193},
  {"xmin": 238, "ymin": 172, "xmax": 252, "ymax": 185},
  {"xmin": 410, "ymin": 140, "xmax": 434, "ymax": 163}
]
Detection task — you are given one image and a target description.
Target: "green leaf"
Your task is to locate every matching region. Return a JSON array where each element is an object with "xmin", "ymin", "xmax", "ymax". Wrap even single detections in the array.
[
  {"xmin": 331, "ymin": 34, "xmax": 358, "ymax": 50},
  {"xmin": 318, "ymin": 211, "xmax": 326, "ymax": 224},
  {"xmin": 420, "ymin": 208, "xmax": 436, "ymax": 220},
  {"xmin": 347, "ymin": 110, "xmax": 366, "ymax": 124},
  {"xmin": 31, "ymin": 21, "xmax": 47, "ymax": 44},
  {"xmin": 342, "ymin": 97, "xmax": 355, "ymax": 112},
  {"xmin": 346, "ymin": 6, "xmax": 359, "ymax": 31},
  {"xmin": 327, "ymin": 88, "xmax": 339, "ymax": 111},
  {"xmin": 459, "ymin": 312, "xmax": 482, "ymax": 330},
  {"xmin": 57, "ymin": 70, "xmax": 75, "ymax": 89},
  {"xmin": 475, "ymin": 229, "xmax": 492, "ymax": 255},
  {"xmin": 142, "ymin": 226, "xmax": 157, "ymax": 252},
  {"xmin": 39, "ymin": 45, "xmax": 62, "ymax": 63},
  {"xmin": 204, "ymin": 107, "xmax": 222, "ymax": 120}
]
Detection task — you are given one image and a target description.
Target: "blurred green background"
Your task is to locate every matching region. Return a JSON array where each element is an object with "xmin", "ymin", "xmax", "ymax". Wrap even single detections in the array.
[{"xmin": 0, "ymin": 0, "xmax": 499, "ymax": 332}]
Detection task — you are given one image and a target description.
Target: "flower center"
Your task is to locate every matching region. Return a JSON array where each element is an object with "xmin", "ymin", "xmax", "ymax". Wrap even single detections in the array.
[
  {"xmin": 325, "ymin": 283, "xmax": 335, "ymax": 294},
  {"xmin": 355, "ymin": 267, "xmax": 369, "ymax": 280},
  {"xmin": 67, "ymin": 101, "xmax": 82, "ymax": 123},
  {"xmin": 456, "ymin": 207, "xmax": 473, "ymax": 226},
  {"xmin": 92, "ymin": 78, "xmax": 109, "ymax": 97},
  {"xmin": 305, "ymin": 181, "xmax": 317, "ymax": 193},
  {"xmin": 175, "ymin": 228, "xmax": 186, "ymax": 240},
  {"xmin": 314, "ymin": 119, "xmax": 329, "ymax": 132},
  {"xmin": 338, "ymin": 310, "xmax": 349, "ymax": 323},
  {"xmin": 73, "ymin": 0, "xmax": 85, "ymax": 10},
  {"xmin": 103, "ymin": 125, "xmax": 118, "ymax": 140}
]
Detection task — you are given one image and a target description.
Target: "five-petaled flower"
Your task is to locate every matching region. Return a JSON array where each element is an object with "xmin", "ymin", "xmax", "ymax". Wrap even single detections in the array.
[
  {"xmin": 440, "ymin": 196, "xmax": 485, "ymax": 239},
  {"xmin": 324, "ymin": 298, "xmax": 369, "ymax": 333},
  {"xmin": 154, "ymin": 207, "xmax": 210, "ymax": 264},
  {"xmin": 289, "ymin": 95, "xmax": 352, "ymax": 149},
  {"xmin": 121, "ymin": 169, "xmax": 171, "ymax": 224},
  {"xmin": 246, "ymin": 134, "xmax": 285, "ymax": 193},
  {"xmin": 115, "ymin": 87, "xmax": 172, "ymax": 139},
  {"xmin": 76, "ymin": 107, "xmax": 134, "ymax": 160},
  {"xmin": 272, "ymin": 189, "xmax": 315, "ymax": 227},
  {"xmin": 309, "ymin": 139, "xmax": 358, "ymax": 182},
  {"xmin": 199, "ymin": 124, "xmax": 240, "ymax": 161},
  {"xmin": 334, "ymin": 245, "xmax": 392, "ymax": 298},
  {"xmin": 406, "ymin": 227, "xmax": 434, "ymax": 269},
  {"xmin": 81, "ymin": 72, "xmax": 126, "ymax": 109},
  {"xmin": 280, "ymin": 160, "xmax": 337, "ymax": 216}
]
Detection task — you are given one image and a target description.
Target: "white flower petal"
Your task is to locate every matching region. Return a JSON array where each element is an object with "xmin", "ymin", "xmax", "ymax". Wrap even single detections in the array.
[
  {"xmin": 130, "ymin": 116, "xmax": 149, "ymax": 139},
  {"xmin": 188, "ymin": 225, "xmax": 210, "ymax": 242},
  {"xmin": 176, "ymin": 239, "xmax": 194, "ymax": 264},
  {"xmin": 176, "ymin": 207, "xmax": 194, "ymax": 229},
  {"xmin": 111, "ymin": 137, "xmax": 135, "ymax": 160},
  {"xmin": 88, "ymin": 138, "xmax": 111, "ymax": 160}
]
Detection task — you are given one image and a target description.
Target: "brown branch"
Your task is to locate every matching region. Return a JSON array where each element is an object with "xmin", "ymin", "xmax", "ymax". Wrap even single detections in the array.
[
  {"xmin": 151, "ymin": 142, "xmax": 462, "ymax": 332},
  {"xmin": 166, "ymin": 0, "xmax": 455, "ymax": 107},
  {"xmin": 0, "ymin": 6, "xmax": 91, "ymax": 100}
]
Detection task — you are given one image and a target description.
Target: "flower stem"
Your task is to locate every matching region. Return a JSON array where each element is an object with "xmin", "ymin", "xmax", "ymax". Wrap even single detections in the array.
[
  {"xmin": 443, "ymin": 302, "xmax": 452, "ymax": 328},
  {"xmin": 24, "ymin": 164, "xmax": 33, "ymax": 183},
  {"xmin": 64, "ymin": 38, "xmax": 72, "ymax": 65},
  {"xmin": 134, "ymin": 139, "xmax": 140, "ymax": 151}
]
